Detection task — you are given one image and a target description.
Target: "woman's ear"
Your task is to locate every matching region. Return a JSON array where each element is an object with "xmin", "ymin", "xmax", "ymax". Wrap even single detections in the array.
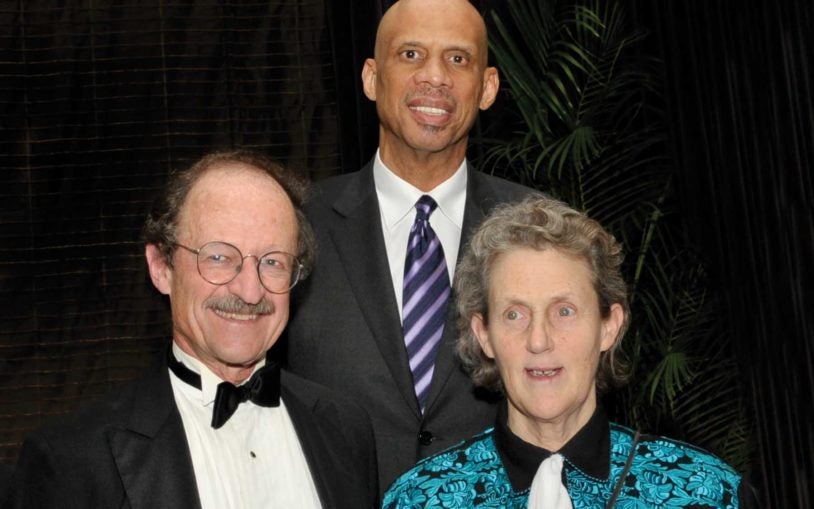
[
  {"xmin": 471, "ymin": 313, "xmax": 496, "ymax": 359},
  {"xmin": 600, "ymin": 303, "xmax": 625, "ymax": 352}
]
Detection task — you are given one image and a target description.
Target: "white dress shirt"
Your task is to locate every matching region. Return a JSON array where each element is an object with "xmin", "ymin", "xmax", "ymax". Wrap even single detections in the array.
[
  {"xmin": 169, "ymin": 343, "xmax": 322, "ymax": 509},
  {"xmin": 373, "ymin": 150, "xmax": 468, "ymax": 321}
]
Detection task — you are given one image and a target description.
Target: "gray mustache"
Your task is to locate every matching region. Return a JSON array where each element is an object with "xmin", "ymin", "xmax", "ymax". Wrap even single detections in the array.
[{"xmin": 206, "ymin": 295, "xmax": 273, "ymax": 315}]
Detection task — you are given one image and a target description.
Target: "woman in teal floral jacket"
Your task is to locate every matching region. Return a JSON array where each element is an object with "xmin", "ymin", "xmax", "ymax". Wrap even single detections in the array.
[{"xmin": 383, "ymin": 196, "xmax": 755, "ymax": 508}]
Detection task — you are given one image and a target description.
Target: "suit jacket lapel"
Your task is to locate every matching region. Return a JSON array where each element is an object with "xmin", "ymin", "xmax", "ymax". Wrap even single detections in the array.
[
  {"xmin": 458, "ymin": 166, "xmax": 499, "ymax": 253},
  {"xmin": 108, "ymin": 356, "xmax": 202, "ymax": 509},
  {"xmin": 328, "ymin": 163, "xmax": 421, "ymax": 417},
  {"xmin": 423, "ymin": 166, "xmax": 494, "ymax": 411}
]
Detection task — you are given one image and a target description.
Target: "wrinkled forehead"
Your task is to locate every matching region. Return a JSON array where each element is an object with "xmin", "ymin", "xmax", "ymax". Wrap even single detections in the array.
[{"xmin": 179, "ymin": 164, "xmax": 297, "ymax": 239}]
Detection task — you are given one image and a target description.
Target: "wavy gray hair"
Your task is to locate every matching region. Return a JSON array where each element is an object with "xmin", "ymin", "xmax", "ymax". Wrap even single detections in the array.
[{"xmin": 455, "ymin": 194, "xmax": 630, "ymax": 393}]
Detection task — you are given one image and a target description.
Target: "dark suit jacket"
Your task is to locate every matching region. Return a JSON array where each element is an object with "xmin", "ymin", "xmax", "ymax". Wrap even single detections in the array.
[
  {"xmin": 286, "ymin": 161, "xmax": 532, "ymax": 494},
  {"xmin": 3, "ymin": 351, "xmax": 378, "ymax": 509}
]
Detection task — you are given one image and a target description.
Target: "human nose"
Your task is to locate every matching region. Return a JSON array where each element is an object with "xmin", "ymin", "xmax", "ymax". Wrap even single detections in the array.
[
  {"xmin": 226, "ymin": 255, "xmax": 266, "ymax": 304},
  {"xmin": 526, "ymin": 319, "xmax": 554, "ymax": 354},
  {"xmin": 414, "ymin": 55, "xmax": 451, "ymax": 88}
]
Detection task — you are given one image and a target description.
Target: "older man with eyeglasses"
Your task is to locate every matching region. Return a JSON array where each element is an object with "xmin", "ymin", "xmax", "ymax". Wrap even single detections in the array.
[{"xmin": 4, "ymin": 150, "xmax": 378, "ymax": 509}]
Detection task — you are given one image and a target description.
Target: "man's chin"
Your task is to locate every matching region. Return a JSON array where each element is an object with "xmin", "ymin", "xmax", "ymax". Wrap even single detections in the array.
[
  {"xmin": 405, "ymin": 133, "xmax": 460, "ymax": 154},
  {"xmin": 211, "ymin": 337, "xmax": 274, "ymax": 363}
]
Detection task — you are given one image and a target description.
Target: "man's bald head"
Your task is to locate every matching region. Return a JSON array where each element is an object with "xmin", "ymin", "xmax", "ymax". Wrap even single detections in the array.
[
  {"xmin": 362, "ymin": 0, "xmax": 499, "ymax": 187},
  {"xmin": 374, "ymin": 0, "xmax": 489, "ymax": 67}
]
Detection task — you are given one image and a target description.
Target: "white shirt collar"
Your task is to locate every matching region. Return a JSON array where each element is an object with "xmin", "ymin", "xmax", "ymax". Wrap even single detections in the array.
[
  {"xmin": 171, "ymin": 342, "xmax": 266, "ymax": 406},
  {"xmin": 372, "ymin": 149, "xmax": 468, "ymax": 232},
  {"xmin": 169, "ymin": 345, "xmax": 322, "ymax": 509}
]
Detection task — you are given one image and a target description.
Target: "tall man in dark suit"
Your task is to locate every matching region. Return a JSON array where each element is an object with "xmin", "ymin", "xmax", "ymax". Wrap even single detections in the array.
[
  {"xmin": 286, "ymin": 0, "xmax": 531, "ymax": 495},
  {"xmin": 4, "ymin": 151, "xmax": 378, "ymax": 509}
]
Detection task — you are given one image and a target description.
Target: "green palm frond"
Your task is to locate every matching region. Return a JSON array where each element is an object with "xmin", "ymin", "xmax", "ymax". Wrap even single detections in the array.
[{"xmin": 476, "ymin": 0, "xmax": 753, "ymax": 469}]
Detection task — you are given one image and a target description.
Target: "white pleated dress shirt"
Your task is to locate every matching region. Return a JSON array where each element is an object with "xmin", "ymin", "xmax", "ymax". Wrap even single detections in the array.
[
  {"xmin": 372, "ymin": 149, "xmax": 468, "ymax": 321},
  {"xmin": 169, "ymin": 343, "xmax": 322, "ymax": 509}
]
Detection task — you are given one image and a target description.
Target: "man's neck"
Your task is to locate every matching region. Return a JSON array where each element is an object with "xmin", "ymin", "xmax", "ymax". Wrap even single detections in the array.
[
  {"xmin": 379, "ymin": 142, "xmax": 468, "ymax": 192},
  {"xmin": 173, "ymin": 339, "xmax": 259, "ymax": 385}
]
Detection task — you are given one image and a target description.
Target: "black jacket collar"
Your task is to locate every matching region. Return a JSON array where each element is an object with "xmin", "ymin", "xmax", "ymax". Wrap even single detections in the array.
[{"xmin": 494, "ymin": 401, "xmax": 611, "ymax": 491}]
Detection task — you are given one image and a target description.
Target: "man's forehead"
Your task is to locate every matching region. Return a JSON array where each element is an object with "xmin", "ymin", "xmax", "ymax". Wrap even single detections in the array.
[
  {"xmin": 181, "ymin": 165, "xmax": 292, "ymax": 222},
  {"xmin": 376, "ymin": 0, "xmax": 487, "ymax": 53}
]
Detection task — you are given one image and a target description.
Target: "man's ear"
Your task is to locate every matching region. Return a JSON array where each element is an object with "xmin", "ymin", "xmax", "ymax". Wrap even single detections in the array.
[
  {"xmin": 361, "ymin": 58, "xmax": 378, "ymax": 101},
  {"xmin": 478, "ymin": 66, "xmax": 500, "ymax": 111},
  {"xmin": 145, "ymin": 244, "xmax": 172, "ymax": 296}
]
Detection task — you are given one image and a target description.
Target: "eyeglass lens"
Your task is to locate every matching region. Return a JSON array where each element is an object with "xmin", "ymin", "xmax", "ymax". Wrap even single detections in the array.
[{"xmin": 196, "ymin": 241, "xmax": 299, "ymax": 293}]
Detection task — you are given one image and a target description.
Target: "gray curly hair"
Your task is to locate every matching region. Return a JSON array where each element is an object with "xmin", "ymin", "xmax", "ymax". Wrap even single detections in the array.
[{"xmin": 455, "ymin": 194, "xmax": 630, "ymax": 394}]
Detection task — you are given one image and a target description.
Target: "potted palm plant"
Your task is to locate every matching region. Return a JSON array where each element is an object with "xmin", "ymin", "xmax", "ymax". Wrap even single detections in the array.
[{"xmin": 476, "ymin": 0, "xmax": 752, "ymax": 472}]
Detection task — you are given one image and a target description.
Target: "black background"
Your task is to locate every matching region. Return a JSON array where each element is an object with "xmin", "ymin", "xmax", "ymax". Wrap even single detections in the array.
[{"xmin": 1, "ymin": 1, "xmax": 811, "ymax": 506}]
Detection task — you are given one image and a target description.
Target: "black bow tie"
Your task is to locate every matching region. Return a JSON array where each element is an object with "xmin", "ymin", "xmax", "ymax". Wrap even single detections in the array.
[{"xmin": 167, "ymin": 348, "xmax": 281, "ymax": 429}]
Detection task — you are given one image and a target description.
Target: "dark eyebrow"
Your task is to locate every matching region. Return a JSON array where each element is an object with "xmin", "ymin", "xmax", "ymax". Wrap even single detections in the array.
[
  {"xmin": 395, "ymin": 40, "xmax": 422, "ymax": 50},
  {"xmin": 446, "ymin": 45, "xmax": 475, "ymax": 56},
  {"xmin": 395, "ymin": 41, "xmax": 476, "ymax": 56}
]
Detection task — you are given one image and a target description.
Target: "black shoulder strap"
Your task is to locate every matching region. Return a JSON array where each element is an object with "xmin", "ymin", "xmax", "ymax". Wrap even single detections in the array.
[{"xmin": 606, "ymin": 430, "xmax": 640, "ymax": 508}]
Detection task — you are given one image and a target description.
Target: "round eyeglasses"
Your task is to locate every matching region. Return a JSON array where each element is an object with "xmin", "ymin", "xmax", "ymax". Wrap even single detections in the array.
[{"xmin": 174, "ymin": 241, "xmax": 303, "ymax": 294}]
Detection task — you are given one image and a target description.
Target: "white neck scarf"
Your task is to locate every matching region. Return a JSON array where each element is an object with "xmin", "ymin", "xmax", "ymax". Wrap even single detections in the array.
[{"xmin": 527, "ymin": 454, "xmax": 573, "ymax": 509}]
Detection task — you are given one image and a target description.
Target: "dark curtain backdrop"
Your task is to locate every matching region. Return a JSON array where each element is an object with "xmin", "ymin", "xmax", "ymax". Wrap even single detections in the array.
[
  {"xmin": 0, "ymin": 0, "xmax": 381, "ymax": 464},
  {"xmin": 1, "ymin": 1, "xmax": 811, "ymax": 507},
  {"xmin": 630, "ymin": 2, "xmax": 813, "ymax": 507}
]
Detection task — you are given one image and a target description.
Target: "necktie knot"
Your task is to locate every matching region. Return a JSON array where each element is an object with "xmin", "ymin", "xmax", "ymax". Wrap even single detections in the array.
[
  {"xmin": 415, "ymin": 195, "xmax": 438, "ymax": 221},
  {"xmin": 528, "ymin": 453, "xmax": 573, "ymax": 509},
  {"xmin": 212, "ymin": 362, "xmax": 281, "ymax": 428},
  {"xmin": 216, "ymin": 370, "xmax": 265, "ymax": 407}
]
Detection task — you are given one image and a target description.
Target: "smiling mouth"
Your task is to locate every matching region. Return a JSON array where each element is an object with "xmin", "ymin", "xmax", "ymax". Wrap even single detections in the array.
[
  {"xmin": 410, "ymin": 105, "xmax": 449, "ymax": 116},
  {"xmin": 214, "ymin": 309, "xmax": 262, "ymax": 321},
  {"xmin": 528, "ymin": 368, "xmax": 561, "ymax": 377}
]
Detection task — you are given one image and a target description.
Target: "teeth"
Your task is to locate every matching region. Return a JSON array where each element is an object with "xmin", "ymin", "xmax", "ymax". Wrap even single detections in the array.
[
  {"xmin": 412, "ymin": 106, "xmax": 447, "ymax": 115},
  {"xmin": 530, "ymin": 369, "xmax": 557, "ymax": 377},
  {"xmin": 214, "ymin": 310, "xmax": 259, "ymax": 321}
]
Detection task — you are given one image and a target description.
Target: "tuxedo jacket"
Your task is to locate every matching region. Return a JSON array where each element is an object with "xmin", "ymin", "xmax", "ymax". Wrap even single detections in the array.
[
  {"xmin": 3, "ymin": 351, "xmax": 378, "ymax": 509},
  {"xmin": 286, "ymin": 161, "xmax": 533, "ymax": 494}
]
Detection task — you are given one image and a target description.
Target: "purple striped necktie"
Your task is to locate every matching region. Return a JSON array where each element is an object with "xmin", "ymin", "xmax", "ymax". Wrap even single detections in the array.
[{"xmin": 402, "ymin": 195, "xmax": 450, "ymax": 413}]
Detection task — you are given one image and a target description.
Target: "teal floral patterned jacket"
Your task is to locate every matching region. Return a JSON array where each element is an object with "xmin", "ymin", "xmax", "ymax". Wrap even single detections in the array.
[{"xmin": 383, "ymin": 406, "xmax": 753, "ymax": 508}]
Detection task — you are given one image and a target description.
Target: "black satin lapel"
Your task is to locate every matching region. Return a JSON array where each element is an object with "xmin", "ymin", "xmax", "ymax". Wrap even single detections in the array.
[
  {"xmin": 329, "ymin": 170, "xmax": 422, "ymax": 417},
  {"xmin": 109, "ymin": 422, "xmax": 201, "ymax": 509},
  {"xmin": 109, "ymin": 358, "xmax": 202, "ymax": 509}
]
